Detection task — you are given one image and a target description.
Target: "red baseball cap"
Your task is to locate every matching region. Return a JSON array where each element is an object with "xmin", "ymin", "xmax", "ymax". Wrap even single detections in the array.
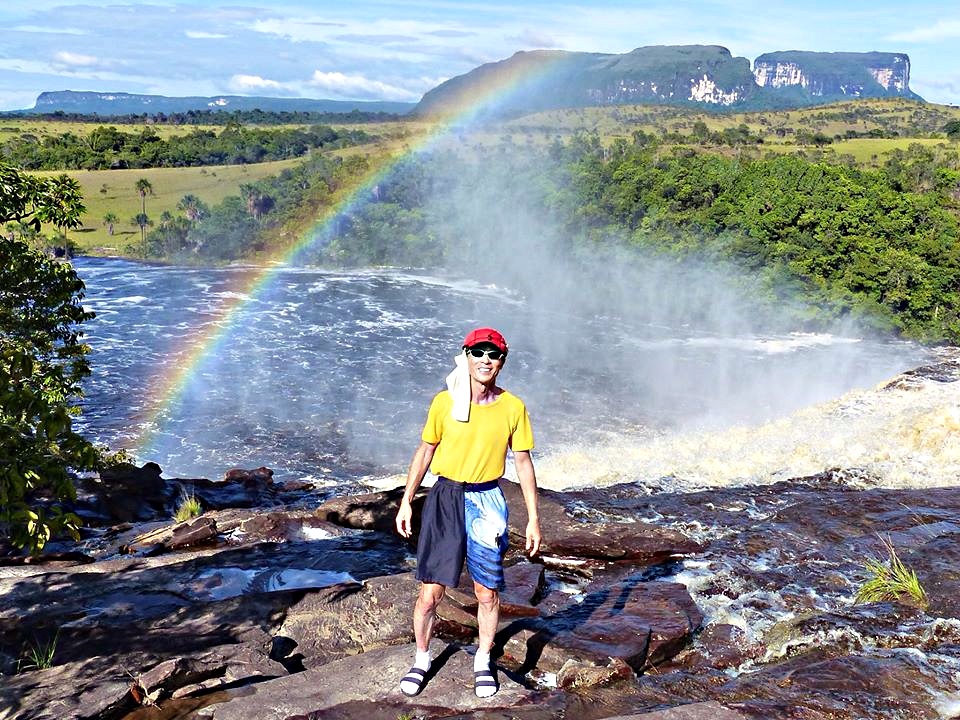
[{"xmin": 463, "ymin": 327, "xmax": 508, "ymax": 353}]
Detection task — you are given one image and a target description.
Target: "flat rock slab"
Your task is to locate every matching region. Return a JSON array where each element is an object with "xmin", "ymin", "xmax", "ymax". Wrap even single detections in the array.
[
  {"xmin": 197, "ymin": 641, "xmax": 538, "ymax": 719},
  {"xmin": 605, "ymin": 702, "xmax": 751, "ymax": 720},
  {"xmin": 0, "ymin": 530, "xmax": 415, "ymax": 680},
  {"xmin": 0, "ymin": 646, "xmax": 278, "ymax": 720},
  {"xmin": 277, "ymin": 573, "xmax": 419, "ymax": 666}
]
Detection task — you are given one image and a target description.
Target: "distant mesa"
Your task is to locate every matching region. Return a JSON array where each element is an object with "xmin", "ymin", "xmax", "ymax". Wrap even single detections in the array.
[
  {"xmin": 752, "ymin": 51, "xmax": 916, "ymax": 99},
  {"xmin": 22, "ymin": 90, "xmax": 417, "ymax": 116},
  {"xmin": 21, "ymin": 46, "xmax": 922, "ymax": 120},
  {"xmin": 413, "ymin": 45, "xmax": 923, "ymax": 118}
]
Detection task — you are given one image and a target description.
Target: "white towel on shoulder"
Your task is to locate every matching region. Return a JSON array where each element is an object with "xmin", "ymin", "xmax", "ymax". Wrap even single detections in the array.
[{"xmin": 446, "ymin": 350, "xmax": 471, "ymax": 422}]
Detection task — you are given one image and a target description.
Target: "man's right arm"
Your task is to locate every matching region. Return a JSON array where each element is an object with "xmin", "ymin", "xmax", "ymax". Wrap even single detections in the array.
[{"xmin": 395, "ymin": 440, "xmax": 438, "ymax": 538}]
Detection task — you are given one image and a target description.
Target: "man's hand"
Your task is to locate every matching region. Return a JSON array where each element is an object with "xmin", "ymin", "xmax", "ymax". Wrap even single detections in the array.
[
  {"xmin": 525, "ymin": 519, "xmax": 541, "ymax": 557},
  {"xmin": 396, "ymin": 500, "xmax": 413, "ymax": 538},
  {"xmin": 396, "ymin": 441, "xmax": 437, "ymax": 539}
]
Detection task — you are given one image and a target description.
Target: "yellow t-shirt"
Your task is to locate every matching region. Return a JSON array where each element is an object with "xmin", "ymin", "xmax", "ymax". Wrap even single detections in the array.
[{"xmin": 421, "ymin": 389, "xmax": 535, "ymax": 483}]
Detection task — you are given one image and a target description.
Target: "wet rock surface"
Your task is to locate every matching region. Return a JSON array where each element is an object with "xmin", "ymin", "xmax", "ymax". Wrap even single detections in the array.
[{"xmin": 3, "ymin": 463, "xmax": 960, "ymax": 719}]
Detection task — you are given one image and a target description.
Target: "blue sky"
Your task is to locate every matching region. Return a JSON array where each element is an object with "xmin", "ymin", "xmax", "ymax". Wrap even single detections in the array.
[{"xmin": 0, "ymin": 1, "xmax": 958, "ymax": 111}]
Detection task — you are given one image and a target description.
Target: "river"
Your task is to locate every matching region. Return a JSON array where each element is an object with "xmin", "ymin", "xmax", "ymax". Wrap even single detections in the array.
[{"xmin": 72, "ymin": 256, "xmax": 928, "ymax": 492}]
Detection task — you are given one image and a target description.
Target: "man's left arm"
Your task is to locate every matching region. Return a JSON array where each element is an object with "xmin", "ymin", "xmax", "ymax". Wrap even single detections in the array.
[{"xmin": 513, "ymin": 450, "xmax": 541, "ymax": 556}]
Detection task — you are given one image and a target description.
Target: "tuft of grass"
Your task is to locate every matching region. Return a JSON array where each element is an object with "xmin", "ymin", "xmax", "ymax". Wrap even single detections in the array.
[
  {"xmin": 17, "ymin": 630, "xmax": 59, "ymax": 672},
  {"xmin": 173, "ymin": 488, "xmax": 202, "ymax": 523},
  {"xmin": 855, "ymin": 535, "xmax": 928, "ymax": 608}
]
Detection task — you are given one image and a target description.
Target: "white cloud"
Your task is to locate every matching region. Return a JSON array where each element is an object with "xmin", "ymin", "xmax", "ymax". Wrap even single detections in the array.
[
  {"xmin": 249, "ymin": 17, "xmax": 345, "ymax": 42},
  {"xmin": 185, "ymin": 30, "xmax": 229, "ymax": 39},
  {"xmin": 308, "ymin": 70, "xmax": 420, "ymax": 101},
  {"xmin": 12, "ymin": 25, "xmax": 86, "ymax": 35},
  {"xmin": 250, "ymin": 16, "xmax": 468, "ymax": 45},
  {"xmin": 910, "ymin": 76, "xmax": 960, "ymax": 105},
  {"xmin": 889, "ymin": 20, "xmax": 960, "ymax": 43},
  {"xmin": 53, "ymin": 51, "xmax": 100, "ymax": 67},
  {"xmin": 229, "ymin": 74, "xmax": 285, "ymax": 91}
]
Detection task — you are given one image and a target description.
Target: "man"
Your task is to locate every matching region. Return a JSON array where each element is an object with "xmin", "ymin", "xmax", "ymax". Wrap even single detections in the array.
[{"xmin": 395, "ymin": 327, "xmax": 541, "ymax": 699}]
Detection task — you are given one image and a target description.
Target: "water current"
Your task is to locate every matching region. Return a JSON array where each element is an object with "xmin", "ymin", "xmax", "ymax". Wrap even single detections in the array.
[{"xmin": 74, "ymin": 257, "xmax": 930, "ymax": 492}]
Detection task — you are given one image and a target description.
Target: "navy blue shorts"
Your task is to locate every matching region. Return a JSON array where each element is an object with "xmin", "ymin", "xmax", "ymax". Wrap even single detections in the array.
[{"xmin": 416, "ymin": 476, "xmax": 509, "ymax": 591}]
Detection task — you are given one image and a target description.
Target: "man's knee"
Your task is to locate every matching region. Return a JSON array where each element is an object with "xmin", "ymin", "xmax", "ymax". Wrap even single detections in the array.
[
  {"xmin": 474, "ymin": 582, "xmax": 499, "ymax": 608},
  {"xmin": 416, "ymin": 582, "xmax": 446, "ymax": 613}
]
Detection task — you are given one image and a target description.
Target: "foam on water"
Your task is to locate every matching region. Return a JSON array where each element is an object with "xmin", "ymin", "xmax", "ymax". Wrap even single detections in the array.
[
  {"xmin": 536, "ymin": 358, "xmax": 960, "ymax": 492},
  {"xmin": 678, "ymin": 331, "xmax": 861, "ymax": 355},
  {"xmin": 934, "ymin": 694, "xmax": 960, "ymax": 719}
]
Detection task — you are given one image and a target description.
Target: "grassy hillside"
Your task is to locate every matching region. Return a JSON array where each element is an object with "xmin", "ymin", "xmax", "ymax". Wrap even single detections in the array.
[
  {"xmin": 20, "ymin": 119, "xmax": 422, "ymax": 255},
  {"xmin": 503, "ymin": 98, "xmax": 960, "ymax": 163},
  {"xmin": 0, "ymin": 119, "xmax": 226, "ymax": 141},
  {"xmin": 36, "ymin": 159, "xmax": 303, "ymax": 254}
]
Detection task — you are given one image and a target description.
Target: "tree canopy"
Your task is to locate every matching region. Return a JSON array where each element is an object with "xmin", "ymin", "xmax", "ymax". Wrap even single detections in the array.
[
  {"xmin": 0, "ymin": 164, "xmax": 84, "ymax": 232},
  {"xmin": 0, "ymin": 162, "xmax": 97, "ymax": 552}
]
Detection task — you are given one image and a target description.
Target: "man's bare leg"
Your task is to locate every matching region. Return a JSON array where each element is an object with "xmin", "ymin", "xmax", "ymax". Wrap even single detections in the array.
[
  {"xmin": 400, "ymin": 582, "xmax": 446, "ymax": 696},
  {"xmin": 414, "ymin": 582, "xmax": 446, "ymax": 651},
  {"xmin": 473, "ymin": 581, "xmax": 500, "ymax": 697}
]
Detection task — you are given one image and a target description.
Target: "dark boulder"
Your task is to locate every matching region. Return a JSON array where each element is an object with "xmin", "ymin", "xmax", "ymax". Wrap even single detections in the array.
[
  {"xmin": 502, "ymin": 580, "xmax": 703, "ymax": 678},
  {"xmin": 315, "ymin": 485, "xmax": 427, "ymax": 535},
  {"xmin": 79, "ymin": 461, "xmax": 169, "ymax": 523}
]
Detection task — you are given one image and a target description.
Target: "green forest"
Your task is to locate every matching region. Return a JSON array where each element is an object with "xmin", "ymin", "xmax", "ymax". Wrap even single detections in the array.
[{"xmin": 0, "ymin": 123, "xmax": 373, "ymax": 170}]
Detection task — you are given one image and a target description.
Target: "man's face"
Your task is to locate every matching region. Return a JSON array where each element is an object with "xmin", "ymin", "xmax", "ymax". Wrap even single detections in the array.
[{"xmin": 466, "ymin": 343, "xmax": 505, "ymax": 386}]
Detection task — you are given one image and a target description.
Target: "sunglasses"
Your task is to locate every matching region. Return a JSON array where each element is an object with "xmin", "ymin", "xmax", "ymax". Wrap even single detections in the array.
[{"xmin": 467, "ymin": 347, "xmax": 505, "ymax": 361}]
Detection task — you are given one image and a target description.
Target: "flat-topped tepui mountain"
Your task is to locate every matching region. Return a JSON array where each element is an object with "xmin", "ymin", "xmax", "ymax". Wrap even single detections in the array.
[
  {"xmin": 20, "ymin": 90, "xmax": 416, "ymax": 116},
  {"xmin": 413, "ymin": 45, "xmax": 923, "ymax": 117},
  {"xmin": 16, "ymin": 45, "xmax": 923, "ymax": 119}
]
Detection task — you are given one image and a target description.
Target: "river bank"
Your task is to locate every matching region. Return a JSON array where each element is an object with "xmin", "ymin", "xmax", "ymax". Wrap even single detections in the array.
[{"xmin": 3, "ymin": 355, "xmax": 960, "ymax": 719}]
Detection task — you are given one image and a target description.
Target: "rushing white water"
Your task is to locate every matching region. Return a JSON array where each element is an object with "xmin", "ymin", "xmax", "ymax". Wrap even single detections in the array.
[
  {"xmin": 536, "ymin": 349, "xmax": 960, "ymax": 492},
  {"xmin": 73, "ymin": 257, "xmax": 931, "ymax": 486}
]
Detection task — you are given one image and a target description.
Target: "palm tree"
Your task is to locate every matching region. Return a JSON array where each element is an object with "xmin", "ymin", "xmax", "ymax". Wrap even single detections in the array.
[
  {"xmin": 135, "ymin": 178, "xmax": 153, "ymax": 214},
  {"xmin": 241, "ymin": 185, "xmax": 275, "ymax": 221},
  {"xmin": 103, "ymin": 212, "xmax": 118, "ymax": 236},
  {"xmin": 177, "ymin": 194, "xmax": 207, "ymax": 223},
  {"xmin": 132, "ymin": 213, "xmax": 152, "ymax": 254},
  {"xmin": 134, "ymin": 178, "xmax": 154, "ymax": 254}
]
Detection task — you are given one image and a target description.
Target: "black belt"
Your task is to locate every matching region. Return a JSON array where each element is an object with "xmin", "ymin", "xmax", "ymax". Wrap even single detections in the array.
[{"xmin": 438, "ymin": 476, "xmax": 501, "ymax": 492}]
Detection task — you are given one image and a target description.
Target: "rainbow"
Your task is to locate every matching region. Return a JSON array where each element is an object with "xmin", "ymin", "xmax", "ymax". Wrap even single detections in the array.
[{"xmin": 133, "ymin": 51, "xmax": 568, "ymax": 460}]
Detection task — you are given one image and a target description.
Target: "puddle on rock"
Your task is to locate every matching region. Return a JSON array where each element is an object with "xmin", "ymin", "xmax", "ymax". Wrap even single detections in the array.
[{"xmin": 181, "ymin": 567, "xmax": 358, "ymax": 601}]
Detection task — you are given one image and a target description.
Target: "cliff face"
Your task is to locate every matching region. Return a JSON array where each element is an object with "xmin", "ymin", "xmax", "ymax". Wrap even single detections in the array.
[
  {"xmin": 752, "ymin": 51, "xmax": 917, "ymax": 100},
  {"xmin": 416, "ymin": 45, "xmax": 761, "ymax": 118},
  {"xmin": 414, "ymin": 46, "xmax": 921, "ymax": 118},
  {"xmin": 583, "ymin": 45, "xmax": 758, "ymax": 106}
]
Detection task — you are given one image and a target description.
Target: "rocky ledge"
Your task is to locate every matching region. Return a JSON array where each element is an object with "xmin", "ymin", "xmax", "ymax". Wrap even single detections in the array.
[{"xmin": 2, "ymin": 458, "xmax": 960, "ymax": 719}]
